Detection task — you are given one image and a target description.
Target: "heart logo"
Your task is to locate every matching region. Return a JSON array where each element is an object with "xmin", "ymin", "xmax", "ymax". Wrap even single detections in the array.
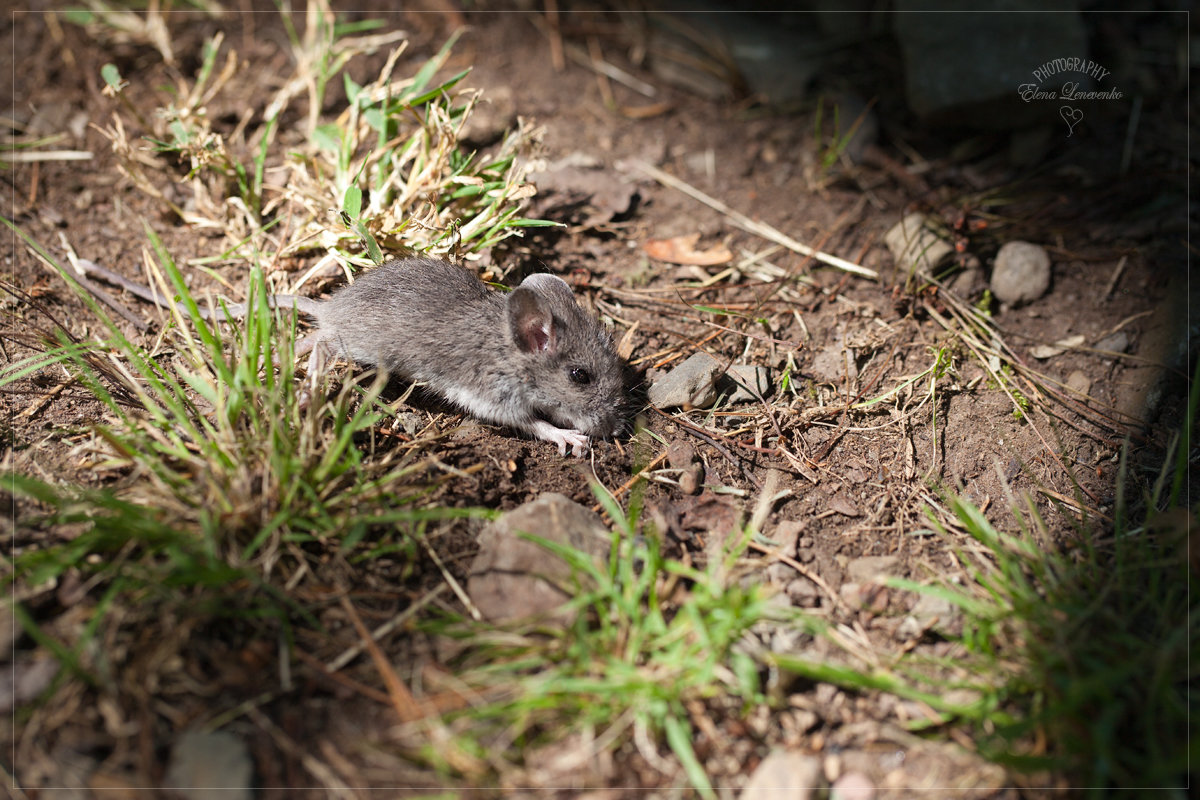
[{"xmin": 1059, "ymin": 105, "xmax": 1083, "ymax": 136}]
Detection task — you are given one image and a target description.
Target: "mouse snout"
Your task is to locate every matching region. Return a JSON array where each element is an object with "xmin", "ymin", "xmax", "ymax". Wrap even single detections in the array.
[{"xmin": 576, "ymin": 389, "xmax": 631, "ymax": 441}]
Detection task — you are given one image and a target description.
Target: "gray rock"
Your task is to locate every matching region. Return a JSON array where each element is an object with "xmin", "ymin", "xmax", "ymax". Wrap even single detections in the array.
[
  {"xmin": 845, "ymin": 555, "xmax": 899, "ymax": 584},
  {"xmin": 991, "ymin": 241, "xmax": 1051, "ymax": 305},
  {"xmin": 897, "ymin": 590, "xmax": 961, "ymax": 640},
  {"xmin": 1095, "ymin": 331, "xmax": 1130, "ymax": 354},
  {"xmin": 893, "ymin": 3, "xmax": 1087, "ymax": 128},
  {"xmin": 739, "ymin": 749, "xmax": 823, "ymax": 800},
  {"xmin": 164, "ymin": 731, "xmax": 253, "ymax": 800},
  {"xmin": 649, "ymin": 352, "xmax": 772, "ymax": 409},
  {"xmin": 467, "ymin": 494, "xmax": 611, "ymax": 625},
  {"xmin": 884, "ymin": 213, "xmax": 953, "ymax": 277},
  {"xmin": 946, "ymin": 258, "xmax": 986, "ymax": 299},
  {"xmin": 666, "ymin": 439, "xmax": 698, "ymax": 470},
  {"xmin": 1066, "ymin": 370, "xmax": 1092, "ymax": 396},
  {"xmin": 648, "ymin": 352, "xmax": 723, "ymax": 409},
  {"xmin": 831, "ymin": 771, "xmax": 875, "ymax": 800},
  {"xmin": 786, "ymin": 578, "xmax": 821, "ymax": 607},
  {"xmin": 727, "ymin": 364, "xmax": 773, "ymax": 403},
  {"xmin": 679, "ymin": 465, "xmax": 704, "ymax": 496},
  {"xmin": 0, "ymin": 655, "xmax": 59, "ymax": 713}
]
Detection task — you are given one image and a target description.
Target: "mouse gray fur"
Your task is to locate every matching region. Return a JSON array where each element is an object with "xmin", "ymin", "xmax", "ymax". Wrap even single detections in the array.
[{"xmin": 76, "ymin": 256, "xmax": 627, "ymax": 456}]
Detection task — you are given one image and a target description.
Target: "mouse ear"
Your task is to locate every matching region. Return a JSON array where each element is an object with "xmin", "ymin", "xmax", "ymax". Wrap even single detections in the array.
[{"xmin": 508, "ymin": 287, "xmax": 557, "ymax": 354}]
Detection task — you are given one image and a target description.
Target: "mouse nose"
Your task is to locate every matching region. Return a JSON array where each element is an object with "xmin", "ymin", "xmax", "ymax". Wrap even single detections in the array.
[{"xmin": 593, "ymin": 408, "xmax": 628, "ymax": 439}]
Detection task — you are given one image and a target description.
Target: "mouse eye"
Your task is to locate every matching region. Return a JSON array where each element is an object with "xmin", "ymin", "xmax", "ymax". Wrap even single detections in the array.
[{"xmin": 568, "ymin": 367, "xmax": 592, "ymax": 385}]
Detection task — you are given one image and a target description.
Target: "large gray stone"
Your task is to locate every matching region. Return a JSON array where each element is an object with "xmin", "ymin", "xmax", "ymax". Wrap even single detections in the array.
[
  {"xmin": 649, "ymin": 352, "xmax": 772, "ymax": 409},
  {"xmin": 467, "ymin": 493, "xmax": 611, "ymax": 625},
  {"xmin": 894, "ymin": 3, "xmax": 1088, "ymax": 128}
]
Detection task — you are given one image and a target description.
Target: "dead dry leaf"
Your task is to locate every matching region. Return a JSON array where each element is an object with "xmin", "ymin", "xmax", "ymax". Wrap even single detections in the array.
[
  {"xmin": 644, "ymin": 233, "xmax": 732, "ymax": 266},
  {"xmin": 1030, "ymin": 334, "xmax": 1085, "ymax": 359}
]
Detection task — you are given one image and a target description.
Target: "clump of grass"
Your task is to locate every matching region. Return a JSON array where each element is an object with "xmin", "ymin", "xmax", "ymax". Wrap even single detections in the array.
[
  {"xmin": 95, "ymin": 0, "xmax": 553, "ymax": 274},
  {"xmin": 6, "ymin": 222, "xmax": 437, "ymax": 551},
  {"xmin": 778, "ymin": 361, "xmax": 1196, "ymax": 793},
  {"xmin": 420, "ymin": 484, "xmax": 777, "ymax": 797},
  {"xmin": 3, "ymin": 220, "xmax": 480, "ymax": 697}
]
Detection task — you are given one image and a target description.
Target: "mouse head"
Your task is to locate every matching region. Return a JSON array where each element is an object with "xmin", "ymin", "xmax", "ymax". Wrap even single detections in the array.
[{"xmin": 507, "ymin": 274, "xmax": 628, "ymax": 439}]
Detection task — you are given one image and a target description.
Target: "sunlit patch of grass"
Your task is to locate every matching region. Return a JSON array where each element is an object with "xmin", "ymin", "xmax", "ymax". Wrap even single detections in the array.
[
  {"xmin": 93, "ymin": 0, "xmax": 555, "ymax": 273},
  {"xmin": 3, "ymin": 222, "xmax": 482, "ymax": 694},
  {"xmin": 7, "ymin": 221, "xmax": 438, "ymax": 548},
  {"xmin": 418, "ymin": 484, "xmax": 778, "ymax": 798},
  {"xmin": 6, "ymin": 4, "xmax": 557, "ymax": 759}
]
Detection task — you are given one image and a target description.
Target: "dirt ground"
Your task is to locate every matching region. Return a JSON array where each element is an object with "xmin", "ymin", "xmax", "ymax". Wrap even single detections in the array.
[{"xmin": 3, "ymin": 5, "xmax": 1193, "ymax": 798}]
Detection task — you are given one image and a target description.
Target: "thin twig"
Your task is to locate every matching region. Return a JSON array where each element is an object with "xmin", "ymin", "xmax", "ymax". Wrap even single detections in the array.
[
  {"xmin": 324, "ymin": 584, "xmax": 447, "ymax": 673},
  {"xmin": 655, "ymin": 407, "xmax": 764, "ymax": 489},
  {"xmin": 1102, "ymin": 254, "xmax": 1128, "ymax": 300},
  {"xmin": 629, "ymin": 159, "xmax": 878, "ymax": 279},
  {"xmin": 339, "ymin": 593, "xmax": 425, "ymax": 722},
  {"xmin": 748, "ymin": 539, "xmax": 846, "ymax": 612}
]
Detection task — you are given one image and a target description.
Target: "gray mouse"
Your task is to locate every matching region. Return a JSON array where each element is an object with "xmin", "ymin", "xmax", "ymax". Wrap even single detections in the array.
[{"xmin": 74, "ymin": 256, "xmax": 628, "ymax": 456}]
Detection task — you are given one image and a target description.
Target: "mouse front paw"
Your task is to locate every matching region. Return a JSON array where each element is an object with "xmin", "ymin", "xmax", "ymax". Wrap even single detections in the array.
[{"xmin": 530, "ymin": 421, "xmax": 591, "ymax": 457}]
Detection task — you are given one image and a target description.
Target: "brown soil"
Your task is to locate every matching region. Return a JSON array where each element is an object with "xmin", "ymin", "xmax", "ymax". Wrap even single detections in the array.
[{"xmin": 3, "ymin": 6, "xmax": 1192, "ymax": 798}]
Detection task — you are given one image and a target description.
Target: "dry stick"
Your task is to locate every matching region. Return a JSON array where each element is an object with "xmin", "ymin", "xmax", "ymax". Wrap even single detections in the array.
[
  {"xmin": 338, "ymin": 593, "xmax": 425, "ymax": 723},
  {"xmin": 630, "ymin": 159, "xmax": 878, "ymax": 280},
  {"xmin": 924, "ymin": 301, "xmax": 1104, "ymax": 506},
  {"xmin": 940, "ymin": 293, "xmax": 1133, "ymax": 439},
  {"xmin": 654, "ymin": 407, "xmax": 764, "ymax": 490},
  {"xmin": 324, "ymin": 584, "xmax": 447, "ymax": 673},
  {"xmin": 247, "ymin": 707, "xmax": 361, "ymax": 800},
  {"xmin": 19, "ymin": 377, "xmax": 74, "ymax": 419},
  {"xmin": 1102, "ymin": 254, "xmax": 1129, "ymax": 300},
  {"xmin": 747, "ymin": 539, "xmax": 846, "ymax": 612},
  {"xmin": 417, "ymin": 532, "xmax": 483, "ymax": 622},
  {"xmin": 587, "ymin": 36, "xmax": 617, "ymax": 109},
  {"xmin": 543, "ymin": 0, "xmax": 565, "ymax": 71},
  {"xmin": 566, "ymin": 37, "xmax": 657, "ymax": 97},
  {"xmin": 294, "ymin": 648, "xmax": 394, "ymax": 706},
  {"xmin": 1038, "ymin": 486, "xmax": 1113, "ymax": 525},
  {"xmin": 44, "ymin": 248, "xmax": 150, "ymax": 331},
  {"xmin": 933, "ymin": 272, "xmax": 1136, "ymax": 436},
  {"xmin": 603, "ymin": 449, "xmax": 670, "ymax": 503}
]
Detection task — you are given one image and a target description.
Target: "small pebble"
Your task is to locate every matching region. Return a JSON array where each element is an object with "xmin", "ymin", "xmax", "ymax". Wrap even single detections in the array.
[
  {"xmin": 831, "ymin": 771, "xmax": 875, "ymax": 800},
  {"xmin": 1094, "ymin": 331, "xmax": 1129, "ymax": 354},
  {"xmin": 991, "ymin": 241, "xmax": 1051, "ymax": 305},
  {"xmin": 845, "ymin": 555, "xmax": 898, "ymax": 584},
  {"xmin": 739, "ymin": 749, "xmax": 822, "ymax": 800},
  {"xmin": 726, "ymin": 364, "xmax": 773, "ymax": 403},
  {"xmin": 666, "ymin": 440, "xmax": 697, "ymax": 470},
  {"xmin": 164, "ymin": 731, "xmax": 253, "ymax": 800},
  {"xmin": 679, "ymin": 464, "xmax": 704, "ymax": 495},
  {"xmin": 884, "ymin": 213, "xmax": 953, "ymax": 276},
  {"xmin": 1066, "ymin": 370, "xmax": 1092, "ymax": 396}
]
